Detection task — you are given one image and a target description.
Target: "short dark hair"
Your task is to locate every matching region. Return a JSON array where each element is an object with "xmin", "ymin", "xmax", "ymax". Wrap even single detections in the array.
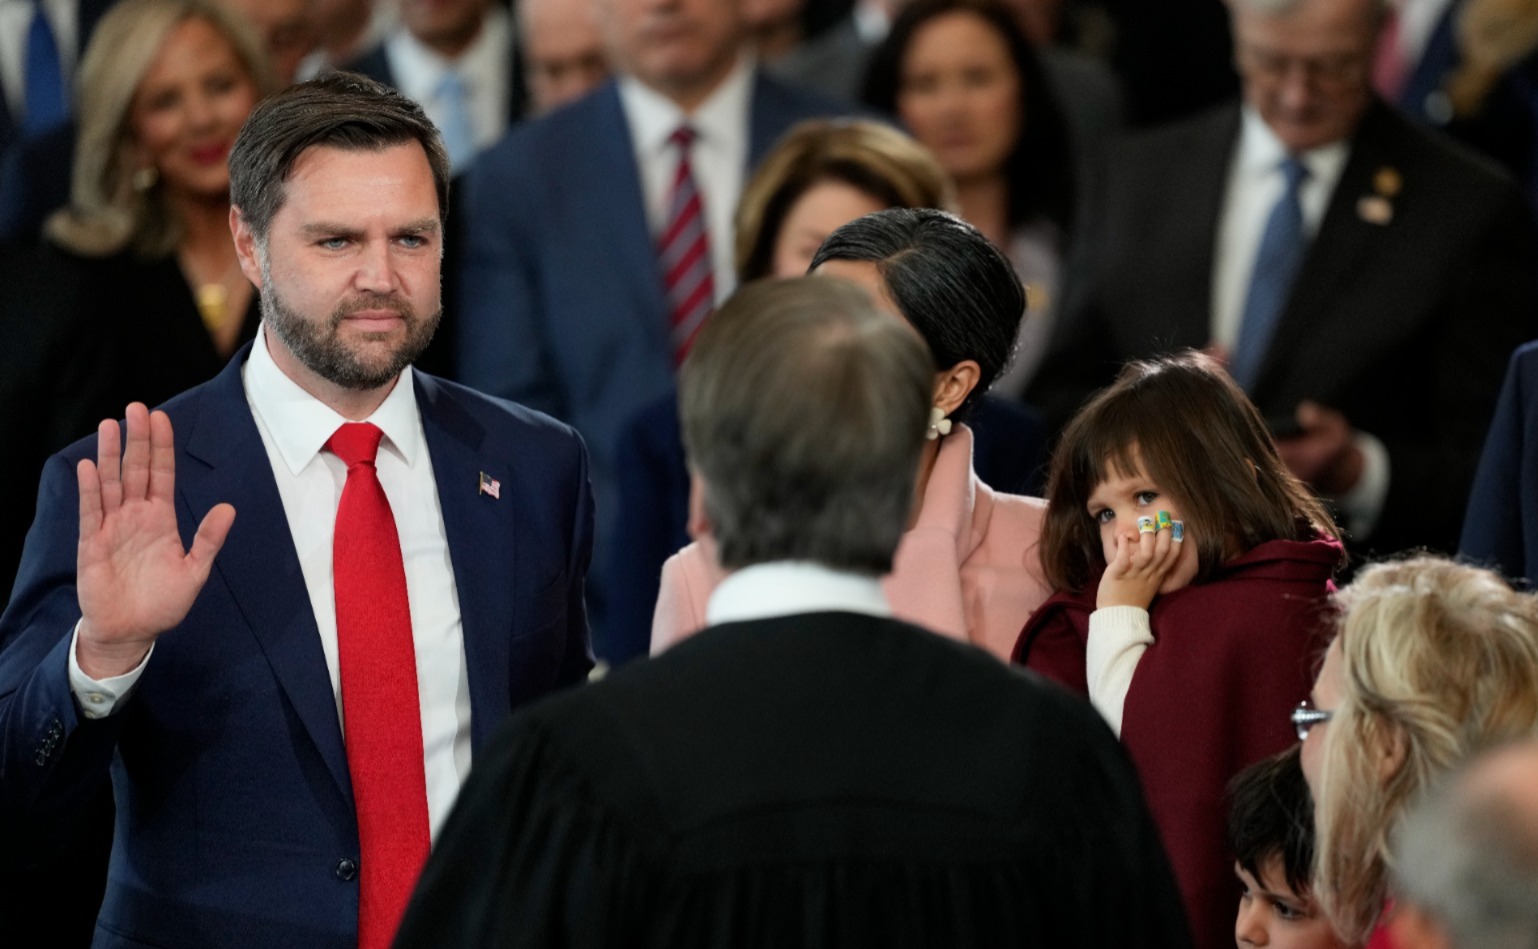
[
  {"xmin": 229, "ymin": 72, "xmax": 451, "ymax": 240},
  {"xmin": 809, "ymin": 207, "xmax": 1023, "ymax": 421},
  {"xmin": 1228, "ymin": 746, "xmax": 1317, "ymax": 897},
  {"xmin": 1039, "ymin": 350, "xmax": 1340, "ymax": 592},
  {"xmin": 860, "ymin": 0, "xmax": 1075, "ymax": 234},
  {"xmin": 679, "ymin": 277, "xmax": 935, "ymax": 574}
]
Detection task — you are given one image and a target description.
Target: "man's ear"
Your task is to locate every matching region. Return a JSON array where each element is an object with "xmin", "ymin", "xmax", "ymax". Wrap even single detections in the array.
[
  {"xmin": 687, "ymin": 470, "xmax": 712, "ymax": 541},
  {"xmin": 230, "ymin": 206, "xmax": 263, "ymax": 287}
]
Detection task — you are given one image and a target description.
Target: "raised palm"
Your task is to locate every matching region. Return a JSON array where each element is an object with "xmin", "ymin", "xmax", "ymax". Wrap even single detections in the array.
[{"xmin": 75, "ymin": 403, "xmax": 235, "ymax": 678}]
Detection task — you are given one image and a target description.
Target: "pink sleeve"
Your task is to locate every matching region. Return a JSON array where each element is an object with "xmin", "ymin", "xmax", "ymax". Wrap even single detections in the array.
[{"xmin": 649, "ymin": 543, "xmax": 714, "ymax": 655}]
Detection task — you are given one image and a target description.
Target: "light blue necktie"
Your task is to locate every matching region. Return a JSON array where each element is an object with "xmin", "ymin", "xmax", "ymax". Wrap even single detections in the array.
[
  {"xmin": 24, "ymin": 0, "xmax": 68, "ymax": 135},
  {"xmin": 435, "ymin": 70, "xmax": 476, "ymax": 172},
  {"xmin": 1231, "ymin": 157, "xmax": 1311, "ymax": 391}
]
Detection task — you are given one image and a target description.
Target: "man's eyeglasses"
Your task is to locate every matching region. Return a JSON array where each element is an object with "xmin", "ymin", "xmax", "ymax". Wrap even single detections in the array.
[{"xmin": 1291, "ymin": 700, "xmax": 1333, "ymax": 741}]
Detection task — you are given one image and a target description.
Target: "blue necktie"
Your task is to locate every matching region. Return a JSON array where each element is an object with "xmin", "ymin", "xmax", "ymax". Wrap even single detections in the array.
[
  {"xmin": 435, "ymin": 70, "xmax": 475, "ymax": 173},
  {"xmin": 24, "ymin": 0, "xmax": 68, "ymax": 136},
  {"xmin": 1231, "ymin": 157, "xmax": 1311, "ymax": 391}
]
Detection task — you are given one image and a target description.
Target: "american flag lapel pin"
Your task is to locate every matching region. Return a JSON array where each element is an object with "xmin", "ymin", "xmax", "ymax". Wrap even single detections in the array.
[{"xmin": 478, "ymin": 471, "xmax": 501, "ymax": 499}]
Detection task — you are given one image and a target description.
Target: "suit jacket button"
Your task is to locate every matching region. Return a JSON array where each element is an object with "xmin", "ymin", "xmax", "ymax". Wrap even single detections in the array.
[{"xmin": 335, "ymin": 858, "xmax": 357, "ymax": 881}]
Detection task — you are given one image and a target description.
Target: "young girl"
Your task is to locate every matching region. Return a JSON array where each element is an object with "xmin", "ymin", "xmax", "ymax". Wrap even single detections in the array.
[{"xmin": 1013, "ymin": 351, "xmax": 1344, "ymax": 949}]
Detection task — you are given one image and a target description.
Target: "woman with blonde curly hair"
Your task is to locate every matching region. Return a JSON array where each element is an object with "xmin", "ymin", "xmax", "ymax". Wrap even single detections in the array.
[
  {"xmin": 1299, "ymin": 556, "xmax": 1538, "ymax": 946},
  {"xmin": 42, "ymin": 0, "xmax": 275, "ymax": 409}
]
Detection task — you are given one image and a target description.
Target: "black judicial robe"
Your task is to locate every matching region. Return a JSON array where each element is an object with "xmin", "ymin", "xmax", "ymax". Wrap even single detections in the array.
[{"xmin": 397, "ymin": 612, "xmax": 1194, "ymax": 948}]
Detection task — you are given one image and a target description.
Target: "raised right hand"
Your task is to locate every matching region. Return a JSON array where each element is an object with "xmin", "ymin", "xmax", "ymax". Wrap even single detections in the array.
[
  {"xmin": 1096, "ymin": 515, "xmax": 1183, "ymax": 611},
  {"xmin": 75, "ymin": 403, "xmax": 235, "ymax": 679}
]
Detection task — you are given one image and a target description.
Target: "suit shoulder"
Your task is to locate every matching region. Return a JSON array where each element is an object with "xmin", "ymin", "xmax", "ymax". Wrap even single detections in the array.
[
  {"xmin": 1116, "ymin": 103, "xmax": 1238, "ymax": 158},
  {"xmin": 1363, "ymin": 103, "xmax": 1523, "ymax": 200},
  {"xmin": 479, "ymin": 84, "xmax": 616, "ymax": 168},
  {"xmin": 416, "ymin": 373, "xmax": 585, "ymax": 451}
]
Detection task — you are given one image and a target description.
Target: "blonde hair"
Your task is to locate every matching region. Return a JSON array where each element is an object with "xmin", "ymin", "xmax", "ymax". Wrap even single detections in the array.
[
  {"xmin": 1312, "ymin": 556, "xmax": 1538, "ymax": 943},
  {"xmin": 45, "ymin": 0, "xmax": 273, "ymax": 258},
  {"xmin": 732, "ymin": 119, "xmax": 954, "ymax": 282}
]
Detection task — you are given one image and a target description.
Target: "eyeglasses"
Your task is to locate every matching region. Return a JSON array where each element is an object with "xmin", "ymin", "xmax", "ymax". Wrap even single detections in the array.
[{"xmin": 1291, "ymin": 700, "xmax": 1333, "ymax": 741}]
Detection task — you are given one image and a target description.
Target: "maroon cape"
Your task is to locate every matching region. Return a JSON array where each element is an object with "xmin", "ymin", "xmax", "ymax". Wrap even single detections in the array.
[{"xmin": 1014, "ymin": 536, "xmax": 1340, "ymax": 949}]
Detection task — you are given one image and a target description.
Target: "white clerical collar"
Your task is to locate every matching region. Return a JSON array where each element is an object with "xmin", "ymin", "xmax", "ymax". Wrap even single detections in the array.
[
  {"xmin": 706, "ymin": 561, "xmax": 892, "ymax": 626},
  {"xmin": 617, "ymin": 53, "xmax": 755, "ymax": 157},
  {"xmin": 242, "ymin": 324, "xmax": 423, "ymax": 477}
]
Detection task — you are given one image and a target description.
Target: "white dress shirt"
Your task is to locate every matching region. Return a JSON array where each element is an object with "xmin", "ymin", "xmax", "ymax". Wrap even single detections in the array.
[
  {"xmin": 619, "ymin": 55, "xmax": 754, "ymax": 306},
  {"xmin": 384, "ymin": 4, "xmax": 513, "ymax": 162},
  {"xmin": 0, "ymin": 0, "xmax": 79, "ymax": 121},
  {"xmin": 1211, "ymin": 108, "xmax": 1388, "ymax": 535},
  {"xmin": 70, "ymin": 329, "xmax": 473, "ymax": 839},
  {"xmin": 707, "ymin": 561, "xmax": 892, "ymax": 627}
]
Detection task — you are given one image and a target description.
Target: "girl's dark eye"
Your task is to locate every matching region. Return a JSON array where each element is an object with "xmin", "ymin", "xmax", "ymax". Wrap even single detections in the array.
[
  {"xmin": 1135, "ymin": 491, "xmax": 1158, "ymax": 505},
  {"xmin": 1093, "ymin": 509, "xmax": 1114, "ymax": 525}
]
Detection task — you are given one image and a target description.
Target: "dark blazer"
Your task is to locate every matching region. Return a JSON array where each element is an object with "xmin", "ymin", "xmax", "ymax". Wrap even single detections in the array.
[
  {"xmin": 0, "ymin": 345, "xmax": 595, "ymax": 947},
  {"xmin": 1461, "ymin": 339, "xmax": 1538, "ymax": 586},
  {"xmin": 1030, "ymin": 100, "xmax": 1538, "ymax": 555},
  {"xmin": 397, "ymin": 610, "xmax": 1195, "ymax": 948}
]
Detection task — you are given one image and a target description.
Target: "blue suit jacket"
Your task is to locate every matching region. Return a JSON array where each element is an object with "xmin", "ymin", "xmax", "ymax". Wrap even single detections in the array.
[
  {"xmin": 1461, "ymin": 340, "xmax": 1538, "ymax": 587},
  {"xmin": 453, "ymin": 73, "xmax": 846, "ymax": 493},
  {"xmin": 0, "ymin": 346, "xmax": 595, "ymax": 947}
]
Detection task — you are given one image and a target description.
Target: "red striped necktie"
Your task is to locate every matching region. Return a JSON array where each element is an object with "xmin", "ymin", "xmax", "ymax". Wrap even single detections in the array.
[
  {"xmin": 327, "ymin": 422, "xmax": 431, "ymax": 949},
  {"xmin": 658, "ymin": 125, "xmax": 714, "ymax": 364}
]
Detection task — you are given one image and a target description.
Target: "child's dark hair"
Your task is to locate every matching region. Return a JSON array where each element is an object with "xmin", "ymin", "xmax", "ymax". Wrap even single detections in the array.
[
  {"xmin": 1039, "ymin": 350, "xmax": 1341, "ymax": 592},
  {"xmin": 1227, "ymin": 746, "xmax": 1317, "ymax": 897}
]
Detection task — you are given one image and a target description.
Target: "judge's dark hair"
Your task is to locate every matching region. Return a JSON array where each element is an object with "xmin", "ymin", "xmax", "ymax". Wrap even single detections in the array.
[
  {"xmin": 679, "ymin": 277, "xmax": 934, "ymax": 574},
  {"xmin": 1228, "ymin": 746, "xmax": 1318, "ymax": 898},
  {"xmin": 809, "ymin": 207, "xmax": 1023, "ymax": 421},
  {"xmin": 1040, "ymin": 351, "xmax": 1340, "ymax": 592},
  {"xmin": 229, "ymin": 72, "xmax": 452, "ymax": 240},
  {"xmin": 860, "ymin": 0, "xmax": 1075, "ymax": 235}
]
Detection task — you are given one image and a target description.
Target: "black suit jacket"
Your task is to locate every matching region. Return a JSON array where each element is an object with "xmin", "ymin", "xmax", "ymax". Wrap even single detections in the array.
[
  {"xmin": 398, "ymin": 609, "xmax": 1194, "ymax": 948},
  {"xmin": 1031, "ymin": 100, "xmax": 1538, "ymax": 555}
]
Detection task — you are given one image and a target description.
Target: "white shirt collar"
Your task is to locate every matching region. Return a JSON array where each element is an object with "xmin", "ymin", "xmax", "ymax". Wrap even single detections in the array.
[
  {"xmin": 1236, "ymin": 106, "xmax": 1351, "ymax": 191},
  {"xmin": 706, "ymin": 561, "xmax": 893, "ymax": 626},
  {"xmin": 384, "ymin": 4, "xmax": 510, "ymax": 103},
  {"xmin": 617, "ymin": 52, "xmax": 755, "ymax": 157},
  {"xmin": 243, "ymin": 325, "xmax": 423, "ymax": 476}
]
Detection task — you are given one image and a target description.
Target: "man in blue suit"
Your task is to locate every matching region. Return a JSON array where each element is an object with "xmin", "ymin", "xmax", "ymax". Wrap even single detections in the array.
[
  {"xmin": 454, "ymin": 0, "xmax": 845, "ymax": 645},
  {"xmin": 0, "ymin": 74, "xmax": 593, "ymax": 948}
]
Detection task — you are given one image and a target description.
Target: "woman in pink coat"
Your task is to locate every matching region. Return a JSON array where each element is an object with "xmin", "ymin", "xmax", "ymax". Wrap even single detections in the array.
[{"xmin": 651, "ymin": 208, "xmax": 1052, "ymax": 660}]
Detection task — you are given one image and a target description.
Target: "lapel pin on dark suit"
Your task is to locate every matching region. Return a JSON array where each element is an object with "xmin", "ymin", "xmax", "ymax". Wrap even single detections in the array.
[
  {"xmin": 479, "ymin": 472, "xmax": 501, "ymax": 499},
  {"xmin": 1358, "ymin": 166, "xmax": 1400, "ymax": 225}
]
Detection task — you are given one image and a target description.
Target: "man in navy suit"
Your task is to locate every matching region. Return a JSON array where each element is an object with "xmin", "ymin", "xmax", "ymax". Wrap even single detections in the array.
[
  {"xmin": 0, "ymin": 73, "xmax": 593, "ymax": 948},
  {"xmin": 453, "ymin": 0, "xmax": 845, "ymax": 644}
]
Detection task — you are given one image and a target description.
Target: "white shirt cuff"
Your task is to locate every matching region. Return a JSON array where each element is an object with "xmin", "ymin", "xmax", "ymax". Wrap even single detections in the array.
[
  {"xmin": 1085, "ymin": 606, "xmax": 1154, "ymax": 738},
  {"xmin": 1336, "ymin": 431, "xmax": 1390, "ymax": 540},
  {"xmin": 68, "ymin": 623, "xmax": 152, "ymax": 719}
]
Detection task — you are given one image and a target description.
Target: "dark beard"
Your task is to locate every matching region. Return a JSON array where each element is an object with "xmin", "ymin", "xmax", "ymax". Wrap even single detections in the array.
[{"xmin": 262, "ymin": 280, "xmax": 441, "ymax": 391}]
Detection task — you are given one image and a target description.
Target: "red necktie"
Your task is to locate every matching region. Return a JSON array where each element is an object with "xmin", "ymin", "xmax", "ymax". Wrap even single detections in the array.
[
  {"xmin": 658, "ymin": 125, "xmax": 714, "ymax": 364},
  {"xmin": 327, "ymin": 422, "xmax": 430, "ymax": 949}
]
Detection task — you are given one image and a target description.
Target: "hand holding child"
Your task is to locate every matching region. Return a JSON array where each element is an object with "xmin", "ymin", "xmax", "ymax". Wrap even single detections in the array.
[{"xmin": 1097, "ymin": 512, "xmax": 1185, "ymax": 610}]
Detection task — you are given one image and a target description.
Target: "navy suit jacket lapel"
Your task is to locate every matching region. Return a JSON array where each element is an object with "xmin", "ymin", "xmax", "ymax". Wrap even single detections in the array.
[
  {"xmin": 1167, "ymin": 107, "xmax": 1239, "ymax": 348},
  {"xmin": 413, "ymin": 374, "xmax": 517, "ymax": 753},
  {"xmin": 178, "ymin": 352, "xmax": 353, "ymax": 804},
  {"xmin": 584, "ymin": 83, "xmax": 670, "ymax": 347}
]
